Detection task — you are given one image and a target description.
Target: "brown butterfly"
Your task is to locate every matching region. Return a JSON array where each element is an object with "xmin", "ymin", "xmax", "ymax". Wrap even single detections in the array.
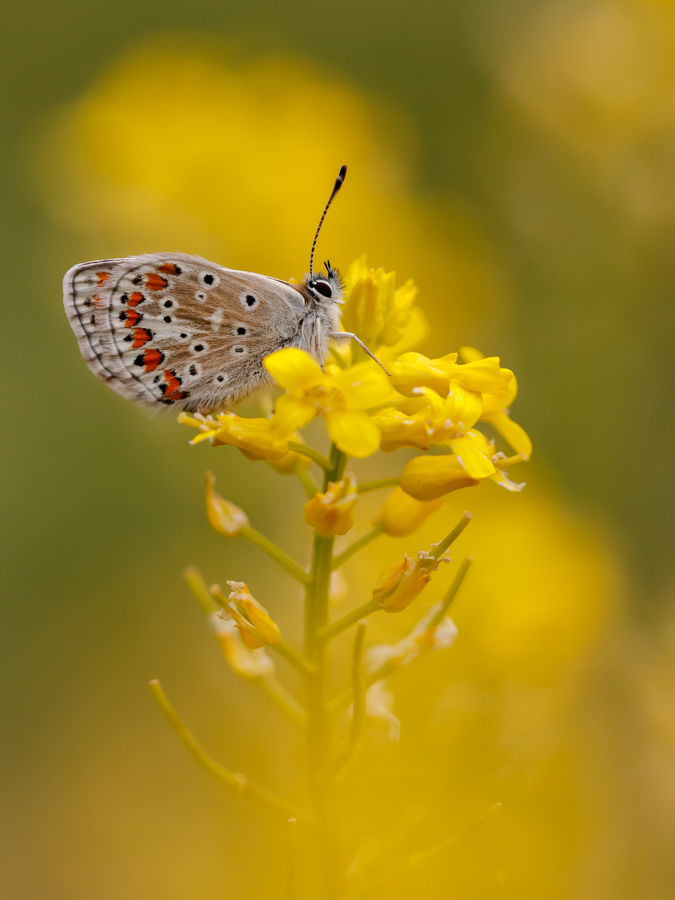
[{"xmin": 63, "ymin": 166, "xmax": 385, "ymax": 413}]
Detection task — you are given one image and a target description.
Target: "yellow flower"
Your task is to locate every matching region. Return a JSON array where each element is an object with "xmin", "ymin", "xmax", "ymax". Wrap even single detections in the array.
[
  {"xmin": 388, "ymin": 351, "xmax": 514, "ymax": 399},
  {"xmin": 264, "ymin": 349, "xmax": 390, "ymax": 458},
  {"xmin": 205, "ymin": 472, "xmax": 249, "ymax": 537},
  {"xmin": 303, "ymin": 475, "xmax": 358, "ymax": 537},
  {"xmin": 341, "ymin": 257, "xmax": 426, "ymax": 353},
  {"xmin": 372, "ymin": 548, "xmax": 451, "ymax": 613},
  {"xmin": 225, "ymin": 580, "xmax": 281, "ymax": 647},
  {"xmin": 459, "ymin": 346, "xmax": 532, "ymax": 460},
  {"xmin": 179, "ymin": 412, "xmax": 289, "ymax": 461},
  {"xmin": 209, "ymin": 613, "xmax": 275, "ymax": 680},
  {"xmin": 372, "ymin": 384, "xmax": 483, "ymax": 454},
  {"xmin": 400, "ymin": 454, "xmax": 481, "ymax": 501},
  {"xmin": 373, "ymin": 487, "xmax": 444, "ymax": 537}
]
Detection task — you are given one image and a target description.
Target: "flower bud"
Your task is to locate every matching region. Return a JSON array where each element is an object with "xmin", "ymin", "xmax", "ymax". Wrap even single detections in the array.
[
  {"xmin": 372, "ymin": 549, "xmax": 450, "ymax": 613},
  {"xmin": 388, "ymin": 352, "xmax": 451, "ymax": 398},
  {"xmin": 226, "ymin": 581, "xmax": 281, "ymax": 645},
  {"xmin": 209, "ymin": 613, "xmax": 275, "ymax": 679},
  {"xmin": 205, "ymin": 472, "xmax": 249, "ymax": 536},
  {"xmin": 342, "ymin": 273, "xmax": 384, "ymax": 340},
  {"xmin": 400, "ymin": 454, "xmax": 480, "ymax": 501},
  {"xmin": 373, "ymin": 487, "xmax": 443, "ymax": 537},
  {"xmin": 303, "ymin": 475, "xmax": 358, "ymax": 537}
]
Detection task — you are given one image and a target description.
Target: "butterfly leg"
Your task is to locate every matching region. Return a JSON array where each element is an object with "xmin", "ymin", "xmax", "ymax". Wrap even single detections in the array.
[
  {"xmin": 329, "ymin": 332, "xmax": 390, "ymax": 376},
  {"xmin": 315, "ymin": 315, "xmax": 325, "ymax": 372}
]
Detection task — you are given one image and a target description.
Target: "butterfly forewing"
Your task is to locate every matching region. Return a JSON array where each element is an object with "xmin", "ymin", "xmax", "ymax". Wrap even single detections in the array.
[{"xmin": 64, "ymin": 252, "xmax": 309, "ymax": 411}]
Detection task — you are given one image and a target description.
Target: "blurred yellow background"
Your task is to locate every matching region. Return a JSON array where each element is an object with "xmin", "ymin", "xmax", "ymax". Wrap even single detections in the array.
[{"xmin": 2, "ymin": 0, "xmax": 675, "ymax": 897}]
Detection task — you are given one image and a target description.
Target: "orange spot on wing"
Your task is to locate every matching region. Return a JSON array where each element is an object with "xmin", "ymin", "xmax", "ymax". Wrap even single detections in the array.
[
  {"xmin": 158, "ymin": 263, "xmax": 181, "ymax": 275},
  {"xmin": 142, "ymin": 348, "xmax": 164, "ymax": 372},
  {"xmin": 161, "ymin": 369, "xmax": 188, "ymax": 401},
  {"xmin": 131, "ymin": 328, "xmax": 152, "ymax": 349},
  {"xmin": 125, "ymin": 309, "xmax": 142, "ymax": 328},
  {"xmin": 96, "ymin": 272, "xmax": 110, "ymax": 284},
  {"xmin": 93, "ymin": 294, "xmax": 105, "ymax": 308},
  {"xmin": 145, "ymin": 273, "xmax": 168, "ymax": 291},
  {"xmin": 127, "ymin": 291, "xmax": 144, "ymax": 307}
]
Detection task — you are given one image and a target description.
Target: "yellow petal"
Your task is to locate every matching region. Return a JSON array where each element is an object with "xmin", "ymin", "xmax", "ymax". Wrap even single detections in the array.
[
  {"xmin": 379, "ymin": 277, "xmax": 418, "ymax": 346},
  {"xmin": 450, "ymin": 435, "xmax": 496, "ymax": 479},
  {"xmin": 399, "ymin": 454, "xmax": 480, "ymax": 500},
  {"xmin": 489, "ymin": 468, "xmax": 526, "ymax": 492},
  {"xmin": 333, "ymin": 362, "xmax": 391, "ymax": 409},
  {"xmin": 458, "ymin": 345, "xmax": 484, "ymax": 363},
  {"xmin": 325, "ymin": 409, "xmax": 381, "ymax": 458},
  {"xmin": 264, "ymin": 347, "xmax": 325, "ymax": 393},
  {"xmin": 388, "ymin": 353, "xmax": 449, "ymax": 398},
  {"xmin": 376, "ymin": 306, "xmax": 430, "ymax": 364},
  {"xmin": 446, "ymin": 381, "xmax": 483, "ymax": 431},
  {"xmin": 490, "ymin": 411, "xmax": 532, "ymax": 460},
  {"xmin": 269, "ymin": 393, "xmax": 318, "ymax": 437}
]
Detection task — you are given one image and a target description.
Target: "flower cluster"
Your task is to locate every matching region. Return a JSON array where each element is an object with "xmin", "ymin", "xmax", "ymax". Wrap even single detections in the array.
[
  {"xmin": 158, "ymin": 257, "xmax": 533, "ymax": 896},
  {"xmin": 181, "ymin": 257, "xmax": 531, "ymax": 499}
]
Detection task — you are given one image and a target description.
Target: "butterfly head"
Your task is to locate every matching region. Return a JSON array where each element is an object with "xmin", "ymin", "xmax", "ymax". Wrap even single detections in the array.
[{"xmin": 304, "ymin": 260, "xmax": 344, "ymax": 306}]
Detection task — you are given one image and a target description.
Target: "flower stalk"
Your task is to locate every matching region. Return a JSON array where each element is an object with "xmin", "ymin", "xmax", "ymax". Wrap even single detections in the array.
[{"xmin": 157, "ymin": 258, "xmax": 533, "ymax": 897}]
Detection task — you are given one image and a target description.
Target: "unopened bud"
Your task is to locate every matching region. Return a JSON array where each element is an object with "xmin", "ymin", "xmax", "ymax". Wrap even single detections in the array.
[
  {"xmin": 205, "ymin": 472, "xmax": 249, "ymax": 537},
  {"xmin": 373, "ymin": 487, "xmax": 443, "ymax": 537}
]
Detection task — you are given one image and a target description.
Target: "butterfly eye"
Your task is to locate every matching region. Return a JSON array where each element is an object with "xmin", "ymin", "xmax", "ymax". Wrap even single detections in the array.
[{"xmin": 313, "ymin": 280, "xmax": 333, "ymax": 298}]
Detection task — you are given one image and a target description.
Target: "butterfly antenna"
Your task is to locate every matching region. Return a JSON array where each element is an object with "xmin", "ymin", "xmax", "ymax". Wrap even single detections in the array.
[{"xmin": 310, "ymin": 165, "xmax": 347, "ymax": 278}]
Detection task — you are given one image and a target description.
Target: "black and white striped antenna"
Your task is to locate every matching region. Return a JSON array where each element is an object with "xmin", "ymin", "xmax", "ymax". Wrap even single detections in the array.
[{"xmin": 309, "ymin": 165, "xmax": 347, "ymax": 279}]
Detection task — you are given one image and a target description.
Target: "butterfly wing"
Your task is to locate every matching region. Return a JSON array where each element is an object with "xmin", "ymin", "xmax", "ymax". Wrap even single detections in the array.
[{"xmin": 64, "ymin": 252, "xmax": 308, "ymax": 411}]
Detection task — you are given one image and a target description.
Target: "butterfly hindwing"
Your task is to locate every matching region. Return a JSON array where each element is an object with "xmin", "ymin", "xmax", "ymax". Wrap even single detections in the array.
[{"xmin": 64, "ymin": 252, "xmax": 308, "ymax": 411}]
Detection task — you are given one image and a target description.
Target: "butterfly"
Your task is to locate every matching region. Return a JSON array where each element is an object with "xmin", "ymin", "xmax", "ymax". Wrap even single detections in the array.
[{"xmin": 63, "ymin": 166, "xmax": 386, "ymax": 414}]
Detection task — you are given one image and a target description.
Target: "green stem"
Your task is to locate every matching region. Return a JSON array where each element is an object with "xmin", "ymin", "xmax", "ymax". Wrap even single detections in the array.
[
  {"xmin": 429, "ymin": 556, "xmax": 473, "ymax": 628},
  {"xmin": 294, "ymin": 462, "xmax": 320, "ymax": 499},
  {"xmin": 241, "ymin": 526, "xmax": 309, "ymax": 583},
  {"xmin": 288, "ymin": 440, "xmax": 332, "ymax": 472},
  {"xmin": 183, "ymin": 566, "xmax": 219, "ymax": 613},
  {"xmin": 304, "ymin": 444, "xmax": 348, "ymax": 899},
  {"xmin": 272, "ymin": 639, "xmax": 317, "ymax": 676},
  {"xmin": 149, "ymin": 680, "xmax": 313, "ymax": 824},
  {"xmin": 430, "ymin": 510, "xmax": 472, "ymax": 559},
  {"xmin": 326, "ymin": 622, "xmax": 367, "ymax": 781},
  {"xmin": 331, "ymin": 527, "xmax": 383, "ymax": 570},
  {"xmin": 317, "ymin": 599, "xmax": 380, "ymax": 643},
  {"xmin": 258, "ymin": 675, "xmax": 307, "ymax": 728},
  {"xmin": 328, "ymin": 557, "xmax": 474, "ymax": 717},
  {"xmin": 356, "ymin": 477, "xmax": 400, "ymax": 495}
]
